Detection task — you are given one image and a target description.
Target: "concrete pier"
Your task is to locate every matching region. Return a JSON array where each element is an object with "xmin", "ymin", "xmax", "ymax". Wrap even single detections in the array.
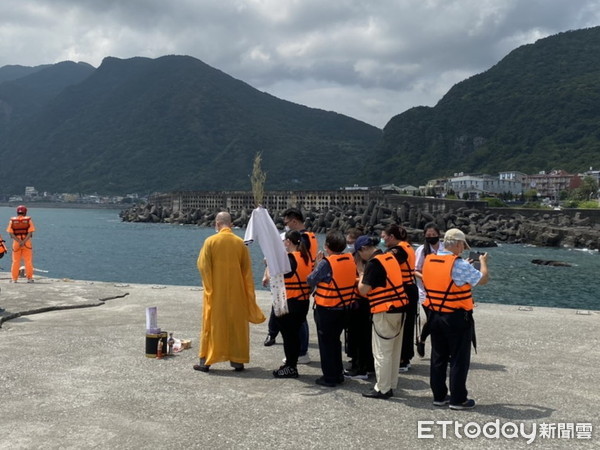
[{"xmin": 0, "ymin": 275, "xmax": 598, "ymax": 449}]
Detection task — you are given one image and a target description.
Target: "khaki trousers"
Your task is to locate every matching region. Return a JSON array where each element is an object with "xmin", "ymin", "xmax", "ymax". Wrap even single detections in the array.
[{"xmin": 372, "ymin": 311, "xmax": 405, "ymax": 394}]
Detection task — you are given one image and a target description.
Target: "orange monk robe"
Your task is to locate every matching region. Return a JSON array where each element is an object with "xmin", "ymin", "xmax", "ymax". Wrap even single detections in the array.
[{"xmin": 198, "ymin": 227, "xmax": 266, "ymax": 366}]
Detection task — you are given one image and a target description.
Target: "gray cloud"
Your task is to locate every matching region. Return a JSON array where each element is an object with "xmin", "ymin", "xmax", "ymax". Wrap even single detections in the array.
[{"xmin": 1, "ymin": 0, "xmax": 599, "ymax": 127}]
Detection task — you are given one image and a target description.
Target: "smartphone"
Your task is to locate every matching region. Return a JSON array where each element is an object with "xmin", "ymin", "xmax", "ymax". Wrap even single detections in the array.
[
  {"xmin": 468, "ymin": 251, "xmax": 481, "ymax": 261},
  {"xmin": 469, "ymin": 251, "xmax": 482, "ymax": 270}
]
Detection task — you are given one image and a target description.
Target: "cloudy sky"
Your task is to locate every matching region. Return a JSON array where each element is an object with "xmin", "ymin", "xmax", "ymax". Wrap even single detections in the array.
[{"xmin": 1, "ymin": 1, "xmax": 599, "ymax": 128}]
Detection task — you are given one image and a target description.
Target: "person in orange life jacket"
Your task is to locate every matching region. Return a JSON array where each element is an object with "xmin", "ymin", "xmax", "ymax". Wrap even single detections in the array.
[
  {"xmin": 381, "ymin": 224, "xmax": 419, "ymax": 372},
  {"xmin": 0, "ymin": 233, "xmax": 8, "ymax": 259},
  {"xmin": 6, "ymin": 205, "xmax": 36, "ymax": 283},
  {"xmin": 356, "ymin": 235, "xmax": 408, "ymax": 400},
  {"xmin": 414, "ymin": 222, "xmax": 444, "ymax": 357},
  {"xmin": 343, "ymin": 228, "xmax": 374, "ymax": 380},
  {"xmin": 263, "ymin": 208, "xmax": 314, "ymax": 364},
  {"xmin": 308, "ymin": 230, "xmax": 357, "ymax": 388},
  {"xmin": 272, "ymin": 230, "xmax": 313, "ymax": 379},
  {"xmin": 422, "ymin": 228, "xmax": 489, "ymax": 410}
]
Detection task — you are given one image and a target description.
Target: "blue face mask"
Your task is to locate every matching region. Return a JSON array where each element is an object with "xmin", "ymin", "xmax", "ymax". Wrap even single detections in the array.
[{"xmin": 378, "ymin": 238, "xmax": 387, "ymax": 250}]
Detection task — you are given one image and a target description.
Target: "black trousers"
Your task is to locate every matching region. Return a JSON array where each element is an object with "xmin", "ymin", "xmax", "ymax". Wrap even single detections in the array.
[
  {"xmin": 345, "ymin": 298, "xmax": 374, "ymax": 372},
  {"xmin": 429, "ymin": 310, "xmax": 473, "ymax": 404},
  {"xmin": 269, "ymin": 307, "xmax": 309, "ymax": 355},
  {"xmin": 420, "ymin": 305, "xmax": 431, "ymax": 343},
  {"xmin": 400, "ymin": 283, "xmax": 419, "ymax": 364},
  {"xmin": 268, "ymin": 308, "xmax": 279, "ymax": 337},
  {"xmin": 314, "ymin": 305, "xmax": 346, "ymax": 383},
  {"xmin": 275, "ymin": 299, "xmax": 310, "ymax": 367}
]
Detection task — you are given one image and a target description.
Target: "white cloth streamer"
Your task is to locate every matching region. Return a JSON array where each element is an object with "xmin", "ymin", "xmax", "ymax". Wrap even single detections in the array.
[{"xmin": 244, "ymin": 207, "xmax": 291, "ymax": 315}]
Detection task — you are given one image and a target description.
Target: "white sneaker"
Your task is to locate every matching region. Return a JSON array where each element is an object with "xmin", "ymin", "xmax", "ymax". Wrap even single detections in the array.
[
  {"xmin": 398, "ymin": 362, "xmax": 411, "ymax": 373},
  {"xmin": 343, "ymin": 369, "xmax": 369, "ymax": 380},
  {"xmin": 282, "ymin": 354, "xmax": 311, "ymax": 365},
  {"xmin": 298, "ymin": 354, "xmax": 311, "ymax": 365},
  {"xmin": 27, "ymin": 279, "xmax": 35, "ymax": 283}
]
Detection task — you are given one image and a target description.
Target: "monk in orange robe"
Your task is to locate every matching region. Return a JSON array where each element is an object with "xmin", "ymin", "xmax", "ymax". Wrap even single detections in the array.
[{"xmin": 194, "ymin": 212, "xmax": 266, "ymax": 372}]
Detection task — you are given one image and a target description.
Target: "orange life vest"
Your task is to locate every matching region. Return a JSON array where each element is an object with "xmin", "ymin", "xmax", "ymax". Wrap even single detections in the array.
[
  {"xmin": 314, "ymin": 254, "xmax": 357, "ymax": 308},
  {"xmin": 10, "ymin": 216, "xmax": 32, "ymax": 238},
  {"xmin": 302, "ymin": 231, "xmax": 318, "ymax": 264},
  {"xmin": 367, "ymin": 254, "xmax": 408, "ymax": 314},
  {"xmin": 398, "ymin": 241, "xmax": 416, "ymax": 283},
  {"xmin": 352, "ymin": 284, "xmax": 368, "ymax": 301},
  {"xmin": 284, "ymin": 251, "xmax": 312, "ymax": 301},
  {"xmin": 0, "ymin": 234, "xmax": 7, "ymax": 257},
  {"xmin": 422, "ymin": 254, "xmax": 474, "ymax": 313}
]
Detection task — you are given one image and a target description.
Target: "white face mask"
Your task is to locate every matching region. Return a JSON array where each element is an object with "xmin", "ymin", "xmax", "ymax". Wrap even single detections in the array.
[
  {"xmin": 284, "ymin": 225, "xmax": 290, "ymax": 232},
  {"xmin": 346, "ymin": 244, "xmax": 355, "ymax": 251},
  {"xmin": 214, "ymin": 227, "xmax": 219, "ymax": 233}
]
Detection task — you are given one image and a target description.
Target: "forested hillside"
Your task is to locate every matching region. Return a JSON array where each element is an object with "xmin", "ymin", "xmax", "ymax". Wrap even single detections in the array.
[
  {"xmin": 2, "ymin": 26, "xmax": 600, "ymax": 195},
  {"xmin": 366, "ymin": 27, "xmax": 600, "ymax": 186},
  {"xmin": 0, "ymin": 56, "xmax": 380, "ymax": 194}
]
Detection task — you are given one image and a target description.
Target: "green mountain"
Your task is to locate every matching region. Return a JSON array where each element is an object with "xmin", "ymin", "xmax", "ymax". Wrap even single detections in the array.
[
  {"xmin": 3, "ymin": 26, "xmax": 600, "ymax": 196},
  {"xmin": 0, "ymin": 56, "xmax": 380, "ymax": 194},
  {"xmin": 0, "ymin": 61, "xmax": 95, "ymax": 132},
  {"xmin": 0, "ymin": 64, "xmax": 51, "ymax": 83},
  {"xmin": 368, "ymin": 26, "xmax": 600, "ymax": 186}
]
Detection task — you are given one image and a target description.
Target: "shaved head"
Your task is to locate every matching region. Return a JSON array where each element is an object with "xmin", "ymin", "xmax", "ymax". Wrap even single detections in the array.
[{"xmin": 215, "ymin": 211, "xmax": 232, "ymax": 228}]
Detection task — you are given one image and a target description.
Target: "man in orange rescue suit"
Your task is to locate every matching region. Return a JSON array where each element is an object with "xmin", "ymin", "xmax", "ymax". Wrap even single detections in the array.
[
  {"xmin": 7, "ymin": 205, "xmax": 36, "ymax": 283},
  {"xmin": 422, "ymin": 228, "xmax": 489, "ymax": 410}
]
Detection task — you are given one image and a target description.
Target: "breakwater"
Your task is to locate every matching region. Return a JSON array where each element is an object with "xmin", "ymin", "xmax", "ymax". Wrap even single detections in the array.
[{"xmin": 120, "ymin": 198, "xmax": 600, "ymax": 250}]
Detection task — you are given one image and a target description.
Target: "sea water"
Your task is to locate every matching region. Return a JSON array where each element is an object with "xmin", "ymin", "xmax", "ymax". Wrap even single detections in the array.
[{"xmin": 0, "ymin": 206, "xmax": 598, "ymax": 311}]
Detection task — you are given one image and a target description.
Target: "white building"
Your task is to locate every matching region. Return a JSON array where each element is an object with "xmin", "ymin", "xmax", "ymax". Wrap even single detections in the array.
[
  {"xmin": 582, "ymin": 167, "xmax": 600, "ymax": 184},
  {"xmin": 447, "ymin": 173, "xmax": 524, "ymax": 199},
  {"xmin": 25, "ymin": 186, "xmax": 38, "ymax": 198},
  {"xmin": 499, "ymin": 171, "xmax": 527, "ymax": 183}
]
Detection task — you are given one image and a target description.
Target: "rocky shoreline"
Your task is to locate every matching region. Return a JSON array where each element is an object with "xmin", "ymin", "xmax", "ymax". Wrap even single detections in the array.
[{"xmin": 120, "ymin": 201, "xmax": 600, "ymax": 250}]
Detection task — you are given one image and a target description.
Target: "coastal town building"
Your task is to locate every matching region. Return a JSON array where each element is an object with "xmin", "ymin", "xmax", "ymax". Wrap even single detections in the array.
[
  {"xmin": 379, "ymin": 183, "xmax": 420, "ymax": 195},
  {"xmin": 582, "ymin": 167, "xmax": 600, "ymax": 184},
  {"xmin": 499, "ymin": 171, "xmax": 527, "ymax": 183},
  {"xmin": 144, "ymin": 170, "xmax": 584, "ymax": 209},
  {"xmin": 421, "ymin": 169, "xmax": 587, "ymax": 200},
  {"xmin": 445, "ymin": 173, "xmax": 524, "ymax": 199},
  {"xmin": 1, "ymin": 169, "xmax": 593, "ymax": 207},
  {"xmin": 421, "ymin": 178, "xmax": 449, "ymax": 197},
  {"xmin": 582, "ymin": 168, "xmax": 600, "ymax": 204},
  {"xmin": 522, "ymin": 170, "xmax": 581, "ymax": 198},
  {"xmin": 24, "ymin": 186, "xmax": 38, "ymax": 199},
  {"xmin": 149, "ymin": 189, "xmax": 392, "ymax": 212}
]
